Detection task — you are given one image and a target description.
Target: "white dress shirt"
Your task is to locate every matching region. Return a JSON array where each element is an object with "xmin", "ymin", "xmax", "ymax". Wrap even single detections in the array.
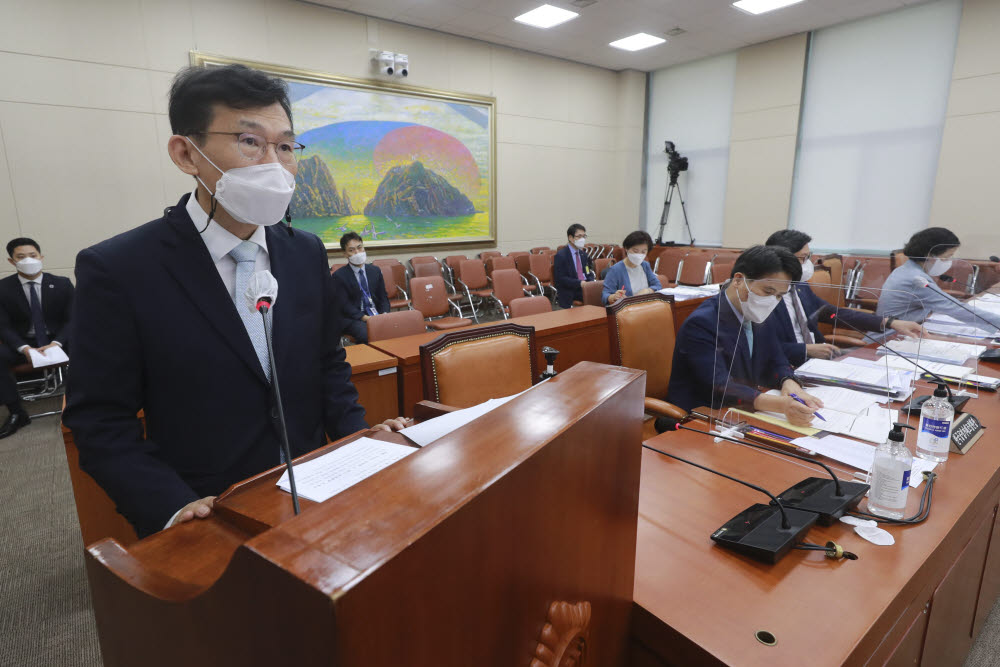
[
  {"xmin": 16, "ymin": 273, "xmax": 62, "ymax": 352},
  {"xmin": 782, "ymin": 291, "xmax": 815, "ymax": 344},
  {"xmin": 186, "ymin": 190, "xmax": 270, "ymax": 299}
]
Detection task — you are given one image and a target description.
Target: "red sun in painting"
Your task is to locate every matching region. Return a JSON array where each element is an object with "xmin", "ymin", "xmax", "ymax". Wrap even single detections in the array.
[{"xmin": 372, "ymin": 125, "xmax": 481, "ymax": 199}]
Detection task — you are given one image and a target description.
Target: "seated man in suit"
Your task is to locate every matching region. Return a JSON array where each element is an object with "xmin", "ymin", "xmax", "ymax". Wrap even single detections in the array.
[
  {"xmin": 63, "ymin": 64, "xmax": 406, "ymax": 538},
  {"xmin": 666, "ymin": 245, "xmax": 823, "ymax": 426},
  {"xmin": 553, "ymin": 224, "xmax": 597, "ymax": 308},
  {"xmin": 603, "ymin": 230, "xmax": 662, "ymax": 305},
  {"xmin": 0, "ymin": 237, "xmax": 74, "ymax": 438},
  {"xmin": 332, "ymin": 232, "xmax": 391, "ymax": 343},
  {"xmin": 766, "ymin": 230, "xmax": 923, "ymax": 365}
]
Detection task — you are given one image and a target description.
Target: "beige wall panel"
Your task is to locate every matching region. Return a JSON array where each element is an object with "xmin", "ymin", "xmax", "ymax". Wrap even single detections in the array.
[
  {"xmin": 0, "ymin": 103, "xmax": 162, "ymax": 270},
  {"xmin": 191, "ymin": 0, "xmax": 272, "ymax": 66},
  {"xmin": 729, "ymin": 105, "xmax": 801, "ymax": 142},
  {"xmin": 731, "ymin": 34, "xmax": 809, "ymax": 113},
  {"xmin": 946, "ymin": 73, "xmax": 1000, "ymax": 117},
  {"xmin": 491, "ymin": 47, "xmax": 570, "ymax": 122},
  {"xmin": 930, "ymin": 112, "xmax": 1000, "ymax": 258},
  {"xmin": 722, "ymin": 135, "xmax": 798, "ymax": 248},
  {"xmin": 950, "ymin": 0, "xmax": 1000, "ymax": 79},
  {"xmin": 139, "ymin": 0, "xmax": 196, "ymax": 73},
  {"xmin": 498, "ymin": 115, "xmax": 616, "ymax": 152},
  {"xmin": 0, "ymin": 124, "xmax": 22, "ymax": 246},
  {"xmin": 566, "ymin": 66, "xmax": 619, "ymax": 128}
]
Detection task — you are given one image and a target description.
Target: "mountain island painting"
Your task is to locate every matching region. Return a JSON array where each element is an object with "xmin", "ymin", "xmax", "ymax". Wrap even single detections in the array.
[{"xmin": 283, "ymin": 76, "xmax": 494, "ymax": 250}]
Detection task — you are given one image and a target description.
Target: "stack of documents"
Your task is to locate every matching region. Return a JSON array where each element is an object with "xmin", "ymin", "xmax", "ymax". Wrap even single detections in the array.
[
  {"xmin": 923, "ymin": 314, "xmax": 998, "ymax": 340},
  {"xmin": 796, "ymin": 358, "xmax": 914, "ymax": 400},
  {"xmin": 761, "ymin": 389, "xmax": 898, "ymax": 444},
  {"xmin": 658, "ymin": 284, "xmax": 721, "ymax": 301},
  {"xmin": 881, "ymin": 338, "xmax": 986, "ymax": 364},
  {"xmin": 276, "ymin": 437, "xmax": 415, "ymax": 503},
  {"xmin": 790, "ymin": 434, "xmax": 936, "ymax": 486}
]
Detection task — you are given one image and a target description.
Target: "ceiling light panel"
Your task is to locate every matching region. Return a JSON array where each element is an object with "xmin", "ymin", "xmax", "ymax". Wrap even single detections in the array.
[
  {"xmin": 609, "ymin": 32, "xmax": 666, "ymax": 51},
  {"xmin": 514, "ymin": 4, "xmax": 580, "ymax": 29},
  {"xmin": 732, "ymin": 0, "xmax": 806, "ymax": 16}
]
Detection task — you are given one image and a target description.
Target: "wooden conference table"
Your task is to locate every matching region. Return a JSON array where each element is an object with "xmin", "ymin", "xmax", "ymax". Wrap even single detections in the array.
[
  {"xmin": 369, "ymin": 305, "xmax": 611, "ymax": 416},
  {"xmin": 631, "ymin": 344, "xmax": 1000, "ymax": 666}
]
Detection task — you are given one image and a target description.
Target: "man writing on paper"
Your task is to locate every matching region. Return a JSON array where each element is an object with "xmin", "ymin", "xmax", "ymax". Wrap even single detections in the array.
[
  {"xmin": 64, "ymin": 65, "xmax": 405, "ymax": 538},
  {"xmin": 766, "ymin": 230, "xmax": 923, "ymax": 365},
  {"xmin": 0, "ymin": 238, "xmax": 74, "ymax": 438},
  {"xmin": 666, "ymin": 245, "xmax": 823, "ymax": 426}
]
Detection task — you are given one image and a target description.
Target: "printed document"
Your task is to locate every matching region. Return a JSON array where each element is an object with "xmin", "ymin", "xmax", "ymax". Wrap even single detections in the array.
[{"xmin": 276, "ymin": 437, "xmax": 415, "ymax": 503}]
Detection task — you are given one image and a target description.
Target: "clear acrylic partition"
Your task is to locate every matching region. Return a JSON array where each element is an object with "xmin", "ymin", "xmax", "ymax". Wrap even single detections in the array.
[{"xmin": 705, "ymin": 283, "xmax": 934, "ymax": 453}]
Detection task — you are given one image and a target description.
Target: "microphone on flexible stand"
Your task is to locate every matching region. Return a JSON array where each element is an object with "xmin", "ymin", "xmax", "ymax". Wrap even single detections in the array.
[
  {"xmin": 808, "ymin": 304, "xmax": 968, "ymax": 415},
  {"xmin": 641, "ymin": 440, "xmax": 819, "ymax": 564},
  {"xmin": 245, "ymin": 271, "xmax": 300, "ymax": 515},
  {"xmin": 677, "ymin": 423, "xmax": 869, "ymax": 525}
]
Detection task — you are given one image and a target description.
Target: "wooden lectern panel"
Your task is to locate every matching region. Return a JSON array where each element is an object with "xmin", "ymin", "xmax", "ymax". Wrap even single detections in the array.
[{"xmin": 85, "ymin": 362, "xmax": 645, "ymax": 667}]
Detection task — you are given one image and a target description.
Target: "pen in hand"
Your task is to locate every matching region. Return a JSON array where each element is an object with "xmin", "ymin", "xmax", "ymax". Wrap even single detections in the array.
[{"xmin": 790, "ymin": 392, "xmax": 826, "ymax": 422}]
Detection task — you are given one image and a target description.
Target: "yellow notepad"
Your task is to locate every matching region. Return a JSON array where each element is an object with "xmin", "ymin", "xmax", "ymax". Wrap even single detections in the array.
[{"xmin": 729, "ymin": 408, "xmax": 822, "ymax": 437}]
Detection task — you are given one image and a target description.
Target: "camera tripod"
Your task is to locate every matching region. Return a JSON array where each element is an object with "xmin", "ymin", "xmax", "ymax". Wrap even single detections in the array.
[{"xmin": 654, "ymin": 170, "xmax": 694, "ymax": 246}]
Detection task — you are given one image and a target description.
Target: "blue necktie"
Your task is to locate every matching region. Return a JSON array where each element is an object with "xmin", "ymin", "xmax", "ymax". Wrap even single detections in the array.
[
  {"xmin": 743, "ymin": 321, "xmax": 753, "ymax": 359},
  {"xmin": 28, "ymin": 281, "xmax": 49, "ymax": 346},
  {"xmin": 357, "ymin": 267, "xmax": 376, "ymax": 316},
  {"xmin": 228, "ymin": 241, "xmax": 270, "ymax": 382}
]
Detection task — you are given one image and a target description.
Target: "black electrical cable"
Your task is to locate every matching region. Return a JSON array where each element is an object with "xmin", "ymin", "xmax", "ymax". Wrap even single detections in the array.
[
  {"xmin": 848, "ymin": 471, "xmax": 937, "ymax": 524},
  {"xmin": 795, "ymin": 541, "xmax": 858, "ymax": 560}
]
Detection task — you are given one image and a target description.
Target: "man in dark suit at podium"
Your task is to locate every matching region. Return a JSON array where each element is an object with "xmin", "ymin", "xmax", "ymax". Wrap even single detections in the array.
[
  {"xmin": 332, "ymin": 232, "xmax": 391, "ymax": 343},
  {"xmin": 0, "ymin": 237, "xmax": 74, "ymax": 438},
  {"xmin": 64, "ymin": 64, "xmax": 405, "ymax": 538},
  {"xmin": 553, "ymin": 223, "xmax": 596, "ymax": 308}
]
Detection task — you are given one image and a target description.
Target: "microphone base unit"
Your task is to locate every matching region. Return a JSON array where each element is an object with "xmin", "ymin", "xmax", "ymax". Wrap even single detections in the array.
[
  {"xmin": 902, "ymin": 393, "xmax": 970, "ymax": 416},
  {"xmin": 776, "ymin": 477, "xmax": 871, "ymax": 526},
  {"xmin": 980, "ymin": 349, "xmax": 1000, "ymax": 363},
  {"xmin": 711, "ymin": 504, "xmax": 818, "ymax": 565}
]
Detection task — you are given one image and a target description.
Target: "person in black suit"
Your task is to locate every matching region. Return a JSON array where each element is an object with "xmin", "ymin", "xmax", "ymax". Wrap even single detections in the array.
[
  {"xmin": 0, "ymin": 237, "xmax": 74, "ymax": 438},
  {"xmin": 552, "ymin": 224, "xmax": 596, "ymax": 308},
  {"xmin": 332, "ymin": 232, "xmax": 391, "ymax": 343},
  {"xmin": 765, "ymin": 230, "xmax": 923, "ymax": 365},
  {"xmin": 62, "ymin": 64, "xmax": 406, "ymax": 538}
]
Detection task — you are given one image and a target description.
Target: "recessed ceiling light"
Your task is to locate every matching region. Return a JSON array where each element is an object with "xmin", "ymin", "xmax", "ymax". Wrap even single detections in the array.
[
  {"xmin": 609, "ymin": 33, "xmax": 666, "ymax": 51},
  {"xmin": 732, "ymin": 0, "xmax": 806, "ymax": 15},
  {"xmin": 514, "ymin": 4, "xmax": 579, "ymax": 29}
]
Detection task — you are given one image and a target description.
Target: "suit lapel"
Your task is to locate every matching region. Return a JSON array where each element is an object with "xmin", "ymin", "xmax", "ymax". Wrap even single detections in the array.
[{"xmin": 160, "ymin": 198, "xmax": 268, "ymax": 385}]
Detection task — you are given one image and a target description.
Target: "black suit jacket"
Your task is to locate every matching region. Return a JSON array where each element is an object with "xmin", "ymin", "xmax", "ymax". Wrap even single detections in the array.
[
  {"xmin": 332, "ymin": 263, "xmax": 391, "ymax": 320},
  {"xmin": 63, "ymin": 193, "xmax": 368, "ymax": 537},
  {"xmin": 0, "ymin": 272, "xmax": 74, "ymax": 350}
]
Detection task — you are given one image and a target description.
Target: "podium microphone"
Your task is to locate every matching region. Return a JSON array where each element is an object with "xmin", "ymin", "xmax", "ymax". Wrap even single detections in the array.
[
  {"xmin": 809, "ymin": 304, "xmax": 968, "ymax": 414},
  {"xmin": 245, "ymin": 271, "xmax": 300, "ymax": 515},
  {"xmin": 641, "ymin": 442, "xmax": 818, "ymax": 564},
  {"xmin": 677, "ymin": 423, "xmax": 869, "ymax": 525}
]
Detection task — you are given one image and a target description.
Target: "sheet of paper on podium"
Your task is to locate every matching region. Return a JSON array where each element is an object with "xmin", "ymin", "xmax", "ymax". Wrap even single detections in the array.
[
  {"xmin": 276, "ymin": 437, "xmax": 415, "ymax": 503},
  {"xmin": 28, "ymin": 346, "xmax": 69, "ymax": 368}
]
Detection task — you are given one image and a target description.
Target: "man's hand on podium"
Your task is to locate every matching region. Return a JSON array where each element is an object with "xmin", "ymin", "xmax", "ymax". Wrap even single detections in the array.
[
  {"xmin": 169, "ymin": 496, "xmax": 216, "ymax": 528},
  {"xmin": 372, "ymin": 416, "xmax": 412, "ymax": 432}
]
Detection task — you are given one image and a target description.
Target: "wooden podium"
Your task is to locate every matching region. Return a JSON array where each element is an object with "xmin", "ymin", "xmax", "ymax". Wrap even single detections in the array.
[{"xmin": 84, "ymin": 362, "xmax": 646, "ymax": 667}]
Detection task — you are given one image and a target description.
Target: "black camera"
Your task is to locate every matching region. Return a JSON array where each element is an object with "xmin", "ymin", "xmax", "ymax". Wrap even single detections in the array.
[{"xmin": 664, "ymin": 141, "xmax": 688, "ymax": 174}]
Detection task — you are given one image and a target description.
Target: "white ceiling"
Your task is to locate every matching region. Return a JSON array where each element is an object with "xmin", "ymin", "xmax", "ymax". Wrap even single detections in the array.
[{"xmin": 304, "ymin": 0, "xmax": 934, "ymax": 71}]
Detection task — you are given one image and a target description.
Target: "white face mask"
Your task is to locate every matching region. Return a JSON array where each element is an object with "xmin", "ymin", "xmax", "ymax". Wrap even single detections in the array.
[
  {"xmin": 187, "ymin": 139, "xmax": 296, "ymax": 226},
  {"xmin": 799, "ymin": 259, "xmax": 814, "ymax": 282},
  {"xmin": 627, "ymin": 252, "xmax": 646, "ymax": 266},
  {"xmin": 737, "ymin": 279, "xmax": 781, "ymax": 323},
  {"xmin": 15, "ymin": 257, "xmax": 42, "ymax": 276},
  {"xmin": 572, "ymin": 237, "xmax": 587, "ymax": 250},
  {"xmin": 348, "ymin": 251, "xmax": 367, "ymax": 266},
  {"xmin": 926, "ymin": 257, "xmax": 952, "ymax": 277}
]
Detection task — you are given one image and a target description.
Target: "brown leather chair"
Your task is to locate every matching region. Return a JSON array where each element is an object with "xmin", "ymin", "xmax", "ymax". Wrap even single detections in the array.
[
  {"xmin": 530, "ymin": 247, "xmax": 551, "ymax": 254},
  {"xmin": 409, "ymin": 255, "xmax": 439, "ymax": 274},
  {"xmin": 508, "ymin": 251, "xmax": 530, "ymax": 262},
  {"xmin": 456, "ymin": 259, "xmax": 493, "ymax": 323},
  {"xmin": 379, "ymin": 264, "xmax": 411, "ymax": 311},
  {"xmin": 581, "ymin": 280, "xmax": 604, "ymax": 306},
  {"xmin": 526, "ymin": 254, "xmax": 557, "ymax": 299},
  {"xmin": 491, "ymin": 268, "xmax": 531, "ymax": 318},
  {"xmin": 677, "ymin": 254, "xmax": 711, "ymax": 286},
  {"xmin": 509, "ymin": 295, "xmax": 552, "ymax": 318},
  {"xmin": 414, "ymin": 261, "xmax": 446, "ymax": 281},
  {"xmin": 419, "ymin": 323, "xmax": 538, "ymax": 408},
  {"xmin": 486, "ymin": 255, "xmax": 516, "ymax": 280},
  {"xmin": 329, "ymin": 262, "xmax": 347, "ymax": 274},
  {"xmin": 606, "ymin": 293, "xmax": 686, "ymax": 421},
  {"xmin": 611, "ymin": 246, "xmax": 625, "ymax": 262},
  {"xmin": 807, "ymin": 267, "xmax": 866, "ymax": 347},
  {"xmin": 409, "ymin": 277, "xmax": 472, "ymax": 330},
  {"xmin": 513, "ymin": 255, "xmax": 540, "ymax": 294},
  {"xmin": 479, "ymin": 250, "xmax": 502, "ymax": 261},
  {"xmin": 710, "ymin": 261, "xmax": 734, "ymax": 284},
  {"xmin": 656, "ymin": 275, "xmax": 669, "ymax": 290},
  {"xmin": 654, "ymin": 248, "xmax": 685, "ymax": 285},
  {"xmin": 367, "ymin": 309, "xmax": 428, "ymax": 342},
  {"xmin": 594, "ymin": 258, "xmax": 614, "ymax": 279},
  {"xmin": 848, "ymin": 257, "xmax": 891, "ymax": 310},
  {"xmin": 443, "ymin": 255, "xmax": 468, "ymax": 285}
]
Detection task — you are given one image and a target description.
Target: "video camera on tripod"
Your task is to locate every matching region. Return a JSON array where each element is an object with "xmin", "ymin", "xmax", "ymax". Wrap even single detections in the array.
[{"xmin": 655, "ymin": 141, "xmax": 694, "ymax": 246}]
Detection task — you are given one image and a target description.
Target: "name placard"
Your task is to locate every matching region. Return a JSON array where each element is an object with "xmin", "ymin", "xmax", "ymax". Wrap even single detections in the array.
[{"xmin": 951, "ymin": 413, "xmax": 986, "ymax": 454}]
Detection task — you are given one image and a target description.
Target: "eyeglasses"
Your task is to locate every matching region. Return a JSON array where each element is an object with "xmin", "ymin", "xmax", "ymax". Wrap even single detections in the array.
[{"xmin": 192, "ymin": 132, "xmax": 306, "ymax": 164}]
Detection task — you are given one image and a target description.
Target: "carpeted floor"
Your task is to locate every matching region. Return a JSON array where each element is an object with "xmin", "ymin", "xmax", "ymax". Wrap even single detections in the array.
[{"xmin": 3, "ymin": 394, "xmax": 1000, "ymax": 667}]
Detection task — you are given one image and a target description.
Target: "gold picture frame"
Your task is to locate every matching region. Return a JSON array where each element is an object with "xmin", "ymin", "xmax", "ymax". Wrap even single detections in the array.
[{"xmin": 190, "ymin": 51, "xmax": 497, "ymax": 252}]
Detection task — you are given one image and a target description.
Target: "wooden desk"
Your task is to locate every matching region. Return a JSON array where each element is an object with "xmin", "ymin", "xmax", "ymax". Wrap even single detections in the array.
[
  {"xmin": 344, "ymin": 344, "xmax": 398, "ymax": 424},
  {"xmin": 370, "ymin": 306, "xmax": 610, "ymax": 416},
  {"xmin": 631, "ymin": 355, "xmax": 1000, "ymax": 666}
]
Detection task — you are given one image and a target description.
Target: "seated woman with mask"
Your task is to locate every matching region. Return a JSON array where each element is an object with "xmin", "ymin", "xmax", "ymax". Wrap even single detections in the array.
[
  {"xmin": 666, "ymin": 245, "xmax": 823, "ymax": 427},
  {"xmin": 878, "ymin": 227, "xmax": 1000, "ymax": 329},
  {"xmin": 603, "ymin": 230, "xmax": 662, "ymax": 305}
]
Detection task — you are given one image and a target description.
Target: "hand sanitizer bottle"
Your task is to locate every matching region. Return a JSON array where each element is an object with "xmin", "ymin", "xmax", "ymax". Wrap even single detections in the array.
[
  {"xmin": 869, "ymin": 422, "xmax": 915, "ymax": 520},
  {"xmin": 916, "ymin": 383, "xmax": 953, "ymax": 463}
]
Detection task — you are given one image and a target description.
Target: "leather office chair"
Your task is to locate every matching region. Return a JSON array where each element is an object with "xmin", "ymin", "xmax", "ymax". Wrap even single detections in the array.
[
  {"xmin": 677, "ymin": 254, "xmax": 711, "ymax": 286},
  {"xmin": 514, "ymin": 255, "xmax": 540, "ymax": 294},
  {"xmin": 419, "ymin": 323, "xmax": 538, "ymax": 408},
  {"xmin": 443, "ymin": 255, "xmax": 468, "ymax": 286},
  {"xmin": 409, "ymin": 277, "xmax": 472, "ymax": 331},
  {"xmin": 409, "ymin": 255, "xmax": 439, "ymax": 275},
  {"xmin": 581, "ymin": 280, "xmax": 604, "ymax": 306},
  {"xmin": 379, "ymin": 264, "xmax": 411, "ymax": 311},
  {"xmin": 611, "ymin": 246, "xmax": 625, "ymax": 262},
  {"xmin": 367, "ymin": 309, "xmax": 428, "ymax": 342},
  {"xmin": 710, "ymin": 261, "xmax": 734, "ymax": 283},
  {"xmin": 530, "ymin": 247, "xmax": 551, "ymax": 254},
  {"xmin": 456, "ymin": 259, "xmax": 494, "ymax": 323},
  {"xmin": 656, "ymin": 249, "xmax": 685, "ymax": 286},
  {"xmin": 594, "ymin": 258, "xmax": 614, "ymax": 279},
  {"xmin": 606, "ymin": 293, "xmax": 686, "ymax": 422},
  {"xmin": 509, "ymin": 295, "xmax": 552, "ymax": 318},
  {"xmin": 329, "ymin": 262, "xmax": 347, "ymax": 274},
  {"xmin": 486, "ymin": 256, "xmax": 516, "ymax": 280},
  {"xmin": 491, "ymin": 269, "xmax": 531, "ymax": 318},
  {"xmin": 848, "ymin": 257, "xmax": 891, "ymax": 310},
  {"xmin": 480, "ymin": 250, "xmax": 502, "ymax": 261},
  {"xmin": 526, "ymin": 254, "xmax": 557, "ymax": 300}
]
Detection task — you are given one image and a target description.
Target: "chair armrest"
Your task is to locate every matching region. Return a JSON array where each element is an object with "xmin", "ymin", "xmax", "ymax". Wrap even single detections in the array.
[
  {"xmin": 395, "ymin": 284, "xmax": 409, "ymax": 300},
  {"xmin": 413, "ymin": 400, "xmax": 460, "ymax": 422},
  {"xmin": 644, "ymin": 397, "xmax": 687, "ymax": 421},
  {"xmin": 447, "ymin": 299, "xmax": 465, "ymax": 318}
]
